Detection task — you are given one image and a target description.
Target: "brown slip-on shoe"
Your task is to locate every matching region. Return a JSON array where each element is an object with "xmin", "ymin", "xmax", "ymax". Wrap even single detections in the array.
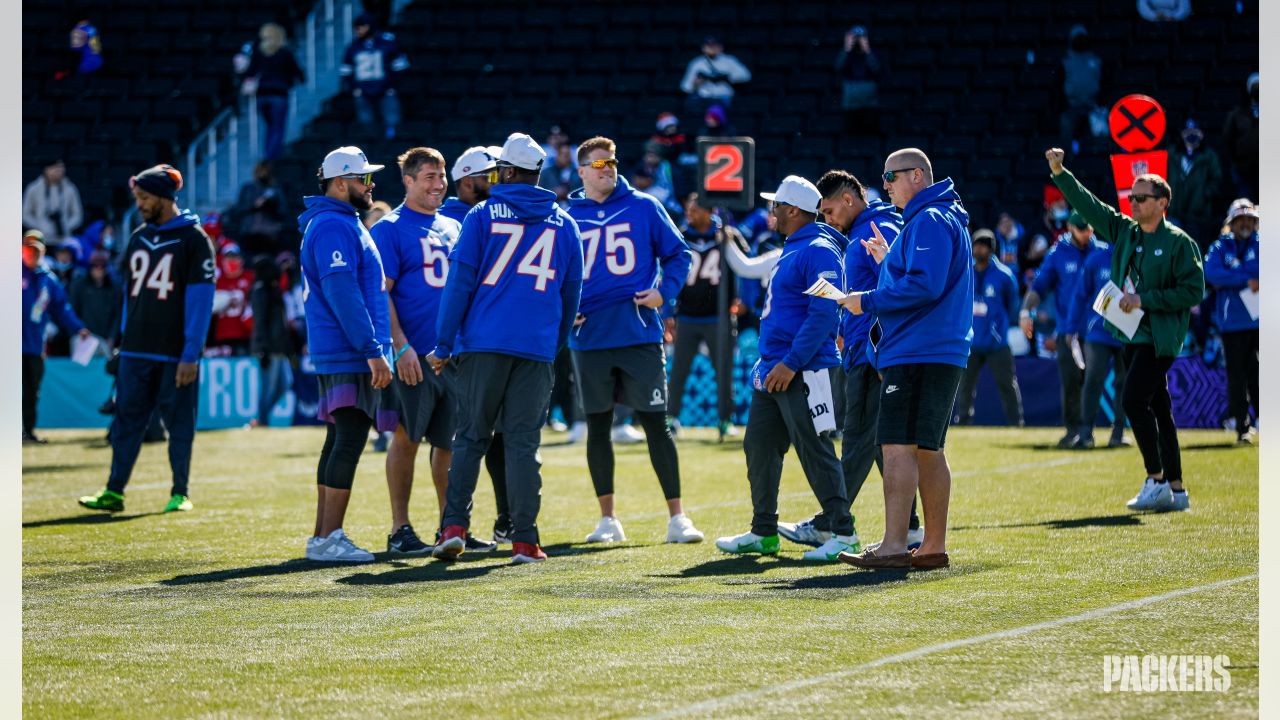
[
  {"xmin": 910, "ymin": 551, "xmax": 950, "ymax": 570},
  {"xmin": 838, "ymin": 548, "xmax": 912, "ymax": 569}
]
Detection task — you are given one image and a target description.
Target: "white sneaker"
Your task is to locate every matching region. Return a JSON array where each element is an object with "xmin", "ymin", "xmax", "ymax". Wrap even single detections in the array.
[
  {"xmin": 777, "ymin": 517, "xmax": 832, "ymax": 547},
  {"xmin": 865, "ymin": 526, "xmax": 924, "ymax": 553},
  {"xmin": 612, "ymin": 423, "xmax": 645, "ymax": 444},
  {"xmin": 586, "ymin": 515, "xmax": 626, "ymax": 543},
  {"xmin": 307, "ymin": 528, "xmax": 375, "ymax": 563},
  {"xmin": 1126, "ymin": 477, "xmax": 1173, "ymax": 511},
  {"xmin": 802, "ymin": 534, "xmax": 860, "ymax": 561},
  {"xmin": 666, "ymin": 513, "xmax": 704, "ymax": 543},
  {"xmin": 566, "ymin": 421, "xmax": 588, "ymax": 444}
]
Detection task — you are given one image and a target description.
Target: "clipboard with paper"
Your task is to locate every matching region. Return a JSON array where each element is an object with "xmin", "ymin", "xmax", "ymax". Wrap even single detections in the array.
[
  {"xmin": 1091, "ymin": 280, "xmax": 1144, "ymax": 339},
  {"xmin": 803, "ymin": 277, "xmax": 848, "ymax": 302}
]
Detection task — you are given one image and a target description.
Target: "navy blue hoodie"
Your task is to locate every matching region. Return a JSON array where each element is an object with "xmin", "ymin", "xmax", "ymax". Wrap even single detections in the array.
[
  {"xmin": 841, "ymin": 199, "xmax": 902, "ymax": 370},
  {"xmin": 861, "ymin": 179, "xmax": 973, "ymax": 369}
]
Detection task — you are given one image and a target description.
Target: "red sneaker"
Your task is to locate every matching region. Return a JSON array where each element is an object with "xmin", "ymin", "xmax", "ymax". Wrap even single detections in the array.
[
  {"xmin": 432, "ymin": 524, "xmax": 467, "ymax": 560},
  {"xmin": 511, "ymin": 542, "xmax": 547, "ymax": 563}
]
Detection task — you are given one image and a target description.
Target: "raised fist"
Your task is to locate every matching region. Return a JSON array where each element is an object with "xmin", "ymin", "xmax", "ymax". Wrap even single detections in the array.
[{"xmin": 1045, "ymin": 148, "xmax": 1066, "ymax": 175}]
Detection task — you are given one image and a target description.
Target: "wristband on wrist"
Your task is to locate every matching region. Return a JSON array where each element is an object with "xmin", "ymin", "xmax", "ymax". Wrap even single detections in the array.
[{"xmin": 392, "ymin": 344, "xmax": 413, "ymax": 363}]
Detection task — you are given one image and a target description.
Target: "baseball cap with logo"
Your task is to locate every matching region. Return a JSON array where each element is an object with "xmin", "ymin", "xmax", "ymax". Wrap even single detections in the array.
[
  {"xmin": 321, "ymin": 146, "xmax": 385, "ymax": 180},
  {"xmin": 451, "ymin": 145, "xmax": 500, "ymax": 181},
  {"xmin": 760, "ymin": 175, "xmax": 821, "ymax": 213},
  {"xmin": 971, "ymin": 228, "xmax": 996, "ymax": 249},
  {"xmin": 497, "ymin": 133, "xmax": 546, "ymax": 172},
  {"xmin": 1225, "ymin": 198, "xmax": 1260, "ymax": 223}
]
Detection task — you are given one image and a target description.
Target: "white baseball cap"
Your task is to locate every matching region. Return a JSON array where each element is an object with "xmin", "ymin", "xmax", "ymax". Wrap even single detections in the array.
[
  {"xmin": 760, "ymin": 175, "xmax": 821, "ymax": 214},
  {"xmin": 497, "ymin": 132, "xmax": 546, "ymax": 171},
  {"xmin": 321, "ymin": 146, "xmax": 384, "ymax": 179},
  {"xmin": 451, "ymin": 146, "xmax": 499, "ymax": 181},
  {"xmin": 1225, "ymin": 197, "xmax": 1259, "ymax": 223}
]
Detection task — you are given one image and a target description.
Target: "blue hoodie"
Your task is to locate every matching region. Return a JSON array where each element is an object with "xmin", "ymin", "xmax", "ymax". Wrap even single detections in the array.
[
  {"xmin": 861, "ymin": 179, "xmax": 973, "ymax": 369},
  {"xmin": 1064, "ymin": 243, "xmax": 1121, "ymax": 347},
  {"xmin": 1204, "ymin": 231, "xmax": 1260, "ymax": 333},
  {"xmin": 438, "ymin": 197, "xmax": 474, "ymax": 225},
  {"xmin": 752, "ymin": 221, "xmax": 845, "ymax": 386},
  {"xmin": 970, "ymin": 258, "xmax": 1020, "ymax": 352},
  {"xmin": 1031, "ymin": 235, "xmax": 1104, "ymax": 331},
  {"xmin": 433, "ymin": 183, "xmax": 584, "ymax": 363},
  {"xmin": 298, "ymin": 195, "xmax": 390, "ymax": 374},
  {"xmin": 22, "ymin": 265, "xmax": 83, "ymax": 355},
  {"xmin": 567, "ymin": 176, "xmax": 691, "ymax": 351},
  {"xmin": 841, "ymin": 200, "xmax": 902, "ymax": 370}
]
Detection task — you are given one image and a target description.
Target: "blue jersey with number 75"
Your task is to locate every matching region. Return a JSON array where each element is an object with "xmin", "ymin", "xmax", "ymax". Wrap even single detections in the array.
[{"xmin": 434, "ymin": 183, "xmax": 584, "ymax": 363}]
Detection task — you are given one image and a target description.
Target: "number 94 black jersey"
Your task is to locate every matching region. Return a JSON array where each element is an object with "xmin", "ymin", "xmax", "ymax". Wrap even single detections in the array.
[{"xmin": 118, "ymin": 213, "xmax": 217, "ymax": 360}]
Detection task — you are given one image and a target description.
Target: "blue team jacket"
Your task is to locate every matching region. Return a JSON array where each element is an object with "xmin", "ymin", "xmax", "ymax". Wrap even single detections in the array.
[
  {"xmin": 1203, "ymin": 231, "xmax": 1260, "ymax": 333},
  {"xmin": 1031, "ymin": 236, "xmax": 1105, "ymax": 332},
  {"xmin": 567, "ymin": 177, "xmax": 690, "ymax": 350},
  {"xmin": 434, "ymin": 183, "xmax": 583, "ymax": 363},
  {"xmin": 438, "ymin": 198, "xmax": 473, "ymax": 225},
  {"xmin": 298, "ymin": 196, "xmax": 391, "ymax": 374},
  {"xmin": 861, "ymin": 178, "xmax": 973, "ymax": 369},
  {"xmin": 22, "ymin": 265, "xmax": 84, "ymax": 355},
  {"xmin": 842, "ymin": 200, "xmax": 902, "ymax": 370},
  {"xmin": 1065, "ymin": 243, "xmax": 1122, "ymax": 347},
  {"xmin": 970, "ymin": 259, "xmax": 1020, "ymax": 352},
  {"xmin": 753, "ymin": 221, "xmax": 845, "ymax": 384}
]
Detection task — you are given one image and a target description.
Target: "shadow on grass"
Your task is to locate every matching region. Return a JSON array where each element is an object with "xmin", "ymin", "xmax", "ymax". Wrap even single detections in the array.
[
  {"xmin": 773, "ymin": 562, "xmax": 988, "ymax": 592},
  {"xmin": 1183, "ymin": 442, "xmax": 1248, "ymax": 452},
  {"xmin": 161, "ymin": 558, "xmax": 346, "ymax": 585},
  {"xmin": 336, "ymin": 542, "xmax": 634, "ymax": 585},
  {"xmin": 649, "ymin": 554, "xmax": 810, "ymax": 579},
  {"xmin": 23, "ymin": 512, "xmax": 163, "ymax": 529},
  {"xmin": 992, "ymin": 442, "xmax": 1129, "ymax": 452},
  {"xmin": 21, "ymin": 463, "xmax": 100, "ymax": 474},
  {"xmin": 952, "ymin": 513, "xmax": 1143, "ymax": 531}
]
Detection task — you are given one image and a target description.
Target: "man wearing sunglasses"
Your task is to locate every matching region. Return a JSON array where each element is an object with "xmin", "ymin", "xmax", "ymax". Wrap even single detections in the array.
[
  {"xmin": 1046, "ymin": 148, "xmax": 1204, "ymax": 513},
  {"xmin": 838, "ymin": 149, "xmax": 972, "ymax": 571},
  {"xmin": 297, "ymin": 146, "xmax": 394, "ymax": 562},
  {"xmin": 439, "ymin": 145, "xmax": 501, "ymax": 225},
  {"xmin": 715, "ymin": 176, "xmax": 856, "ymax": 562},
  {"xmin": 565, "ymin": 136, "xmax": 703, "ymax": 545}
]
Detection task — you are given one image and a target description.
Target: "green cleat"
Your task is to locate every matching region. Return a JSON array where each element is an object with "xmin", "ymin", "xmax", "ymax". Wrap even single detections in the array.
[
  {"xmin": 714, "ymin": 531, "xmax": 780, "ymax": 555},
  {"xmin": 163, "ymin": 494, "xmax": 193, "ymax": 513},
  {"xmin": 78, "ymin": 489, "xmax": 124, "ymax": 512}
]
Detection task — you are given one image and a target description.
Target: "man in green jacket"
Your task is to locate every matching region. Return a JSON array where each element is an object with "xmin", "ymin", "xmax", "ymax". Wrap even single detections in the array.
[{"xmin": 1045, "ymin": 148, "xmax": 1205, "ymax": 513}]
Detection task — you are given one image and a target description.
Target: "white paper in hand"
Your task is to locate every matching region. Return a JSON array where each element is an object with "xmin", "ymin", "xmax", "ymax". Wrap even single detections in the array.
[
  {"xmin": 1239, "ymin": 288, "xmax": 1260, "ymax": 321},
  {"xmin": 1092, "ymin": 280, "xmax": 1143, "ymax": 339},
  {"xmin": 71, "ymin": 334, "xmax": 100, "ymax": 366},
  {"xmin": 803, "ymin": 277, "xmax": 848, "ymax": 302},
  {"xmin": 802, "ymin": 369, "xmax": 837, "ymax": 434}
]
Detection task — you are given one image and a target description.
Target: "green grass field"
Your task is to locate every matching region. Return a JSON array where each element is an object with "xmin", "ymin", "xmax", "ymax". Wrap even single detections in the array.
[{"xmin": 23, "ymin": 425, "xmax": 1258, "ymax": 718}]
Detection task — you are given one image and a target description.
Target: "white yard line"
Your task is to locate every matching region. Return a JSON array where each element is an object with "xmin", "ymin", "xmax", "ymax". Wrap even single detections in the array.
[{"xmin": 636, "ymin": 573, "xmax": 1259, "ymax": 720}]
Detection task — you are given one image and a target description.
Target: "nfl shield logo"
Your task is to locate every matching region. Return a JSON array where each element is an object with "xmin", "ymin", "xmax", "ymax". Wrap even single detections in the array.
[{"xmin": 1130, "ymin": 160, "xmax": 1149, "ymax": 176}]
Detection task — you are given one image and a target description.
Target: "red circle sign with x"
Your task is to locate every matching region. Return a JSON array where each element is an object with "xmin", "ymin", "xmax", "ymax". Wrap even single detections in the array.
[{"xmin": 1108, "ymin": 94, "xmax": 1166, "ymax": 153}]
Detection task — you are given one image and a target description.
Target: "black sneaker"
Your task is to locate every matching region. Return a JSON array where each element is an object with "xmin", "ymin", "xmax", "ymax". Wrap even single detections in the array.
[
  {"xmin": 387, "ymin": 524, "xmax": 433, "ymax": 556},
  {"xmin": 22, "ymin": 431, "xmax": 47, "ymax": 445},
  {"xmin": 492, "ymin": 516, "xmax": 513, "ymax": 545},
  {"xmin": 465, "ymin": 534, "xmax": 498, "ymax": 553},
  {"xmin": 1056, "ymin": 433, "xmax": 1079, "ymax": 449},
  {"xmin": 1072, "ymin": 435, "xmax": 1095, "ymax": 450}
]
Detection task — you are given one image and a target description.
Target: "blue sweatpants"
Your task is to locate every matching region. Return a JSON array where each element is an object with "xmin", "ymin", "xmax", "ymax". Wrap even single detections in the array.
[{"xmin": 107, "ymin": 356, "xmax": 199, "ymax": 496}]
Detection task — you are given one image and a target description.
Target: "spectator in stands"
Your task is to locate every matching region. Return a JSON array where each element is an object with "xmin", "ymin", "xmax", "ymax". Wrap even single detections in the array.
[
  {"xmin": 1023, "ymin": 187, "xmax": 1066, "ymax": 285},
  {"xmin": 697, "ymin": 103, "xmax": 736, "ymax": 139},
  {"xmin": 251, "ymin": 254, "xmax": 296, "ymax": 427},
  {"xmin": 994, "ymin": 211, "xmax": 1026, "ymax": 289},
  {"xmin": 956, "ymin": 229, "xmax": 1024, "ymax": 427},
  {"xmin": 1167, "ymin": 118, "xmax": 1223, "ymax": 250},
  {"xmin": 228, "ymin": 160, "xmax": 291, "ymax": 257},
  {"xmin": 210, "ymin": 244, "xmax": 255, "ymax": 356},
  {"xmin": 1204, "ymin": 199, "xmax": 1259, "ymax": 443},
  {"xmin": 363, "ymin": 200, "xmax": 393, "ymax": 229},
  {"xmin": 23, "ymin": 160, "xmax": 83, "ymax": 246},
  {"xmin": 339, "ymin": 13, "xmax": 409, "ymax": 140},
  {"xmin": 630, "ymin": 142, "xmax": 681, "ymax": 217},
  {"xmin": 650, "ymin": 113, "xmax": 690, "ymax": 161},
  {"xmin": 680, "ymin": 35, "xmax": 751, "ymax": 116},
  {"xmin": 1068, "ymin": 232, "xmax": 1130, "ymax": 449},
  {"xmin": 1059, "ymin": 25, "xmax": 1103, "ymax": 152},
  {"xmin": 1022, "ymin": 210, "xmax": 1104, "ymax": 448},
  {"xmin": 538, "ymin": 144, "xmax": 582, "ymax": 207},
  {"xmin": 835, "ymin": 25, "xmax": 882, "ymax": 135},
  {"xmin": 1138, "ymin": 0, "xmax": 1191, "ymax": 21},
  {"xmin": 242, "ymin": 23, "xmax": 306, "ymax": 161},
  {"xmin": 55, "ymin": 20, "xmax": 102, "ymax": 81},
  {"xmin": 73, "ymin": 209, "xmax": 117, "ymax": 264},
  {"xmin": 22, "ymin": 232, "xmax": 89, "ymax": 444},
  {"xmin": 1222, "ymin": 72, "xmax": 1259, "ymax": 201},
  {"xmin": 68, "ymin": 250, "xmax": 122, "ymax": 353},
  {"xmin": 541, "ymin": 125, "xmax": 577, "ymax": 161}
]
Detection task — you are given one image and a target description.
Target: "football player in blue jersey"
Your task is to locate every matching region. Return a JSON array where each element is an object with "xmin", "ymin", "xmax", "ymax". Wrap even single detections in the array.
[
  {"xmin": 427, "ymin": 133, "xmax": 584, "ymax": 564},
  {"xmin": 566, "ymin": 136, "xmax": 704, "ymax": 544},
  {"xmin": 297, "ymin": 147, "xmax": 394, "ymax": 562},
  {"xmin": 77, "ymin": 165, "xmax": 216, "ymax": 515},
  {"xmin": 714, "ymin": 176, "xmax": 857, "ymax": 562}
]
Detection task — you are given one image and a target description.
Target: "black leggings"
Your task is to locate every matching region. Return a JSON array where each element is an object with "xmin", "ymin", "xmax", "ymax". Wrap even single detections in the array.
[
  {"xmin": 1121, "ymin": 344, "xmax": 1181, "ymax": 482},
  {"xmin": 317, "ymin": 408, "xmax": 372, "ymax": 490},
  {"xmin": 586, "ymin": 410, "xmax": 681, "ymax": 500}
]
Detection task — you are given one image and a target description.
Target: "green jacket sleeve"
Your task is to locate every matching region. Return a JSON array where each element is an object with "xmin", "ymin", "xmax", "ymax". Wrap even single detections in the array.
[
  {"xmin": 1141, "ymin": 232, "xmax": 1205, "ymax": 313},
  {"xmin": 1051, "ymin": 168, "xmax": 1135, "ymax": 249}
]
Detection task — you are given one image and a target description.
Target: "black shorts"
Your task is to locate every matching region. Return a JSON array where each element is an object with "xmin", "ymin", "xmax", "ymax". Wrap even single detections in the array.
[
  {"xmin": 390, "ymin": 355, "xmax": 457, "ymax": 448},
  {"xmin": 571, "ymin": 344, "xmax": 669, "ymax": 415},
  {"xmin": 877, "ymin": 362, "xmax": 964, "ymax": 451}
]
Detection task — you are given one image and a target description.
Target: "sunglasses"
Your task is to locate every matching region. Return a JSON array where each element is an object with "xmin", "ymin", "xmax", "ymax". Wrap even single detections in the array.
[
  {"xmin": 882, "ymin": 167, "xmax": 918, "ymax": 183},
  {"xmin": 1129, "ymin": 193, "xmax": 1156, "ymax": 204},
  {"xmin": 342, "ymin": 173, "xmax": 374, "ymax": 186},
  {"xmin": 768, "ymin": 201, "xmax": 793, "ymax": 212},
  {"xmin": 581, "ymin": 158, "xmax": 619, "ymax": 170}
]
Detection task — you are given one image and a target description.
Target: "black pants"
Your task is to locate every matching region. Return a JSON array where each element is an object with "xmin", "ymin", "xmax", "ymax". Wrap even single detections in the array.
[
  {"xmin": 1122, "ymin": 344, "xmax": 1181, "ymax": 482},
  {"xmin": 1079, "ymin": 342, "xmax": 1128, "ymax": 442},
  {"xmin": 549, "ymin": 346, "xmax": 578, "ymax": 426},
  {"xmin": 22, "ymin": 354, "xmax": 44, "ymax": 436},
  {"xmin": 669, "ymin": 319, "xmax": 733, "ymax": 424},
  {"xmin": 107, "ymin": 356, "xmax": 199, "ymax": 497},
  {"xmin": 1055, "ymin": 333, "xmax": 1085, "ymax": 435},
  {"xmin": 841, "ymin": 363, "xmax": 883, "ymax": 506},
  {"xmin": 955, "ymin": 346, "xmax": 1024, "ymax": 426},
  {"xmin": 744, "ymin": 377, "xmax": 851, "ymax": 537},
  {"xmin": 1222, "ymin": 329, "xmax": 1259, "ymax": 434}
]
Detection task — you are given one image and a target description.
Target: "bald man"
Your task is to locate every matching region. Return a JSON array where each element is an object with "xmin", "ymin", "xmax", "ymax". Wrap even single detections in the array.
[{"xmin": 837, "ymin": 148, "xmax": 973, "ymax": 571}]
